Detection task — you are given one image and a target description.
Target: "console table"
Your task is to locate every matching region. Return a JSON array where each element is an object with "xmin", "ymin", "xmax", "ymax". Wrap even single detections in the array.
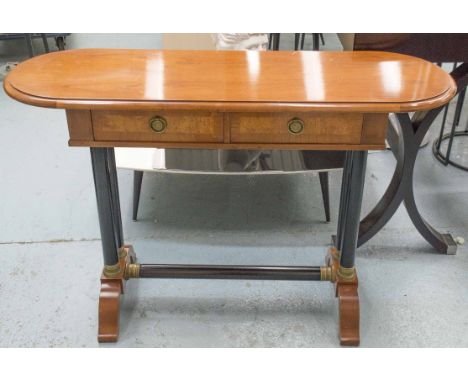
[{"xmin": 3, "ymin": 49, "xmax": 455, "ymax": 346}]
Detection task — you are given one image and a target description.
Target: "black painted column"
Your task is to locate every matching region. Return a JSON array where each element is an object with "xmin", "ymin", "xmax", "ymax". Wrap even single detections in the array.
[
  {"xmin": 90, "ymin": 148, "xmax": 121, "ymax": 269},
  {"xmin": 339, "ymin": 151, "xmax": 368, "ymax": 269}
]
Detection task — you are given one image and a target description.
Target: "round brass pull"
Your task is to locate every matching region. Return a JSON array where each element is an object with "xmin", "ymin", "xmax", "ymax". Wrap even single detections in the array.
[
  {"xmin": 149, "ymin": 116, "xmax": 167, "ymax": 133},
  {"xmin": 287, "ymin": 118, "xmax": 304, "ymax": 134}
]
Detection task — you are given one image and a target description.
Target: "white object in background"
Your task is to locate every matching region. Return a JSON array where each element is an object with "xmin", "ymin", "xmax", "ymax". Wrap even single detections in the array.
[
  {"xmin": 0, "ymin": 61, "xmax": 18, "ymax": 80},
  {"xmin": 114, "ymin": 148, "xmax": 156, "ymax": 171},
  {"xmin": 115, "ymin": 34, "xmax": 269, "ymax": 174},
  {"xmin": 212, "ymin": 34, "xmax": 269, "ymax": 51},
  {"xmin": 114, "ymin": 147, "xmax": 342, "ymax": 175}
]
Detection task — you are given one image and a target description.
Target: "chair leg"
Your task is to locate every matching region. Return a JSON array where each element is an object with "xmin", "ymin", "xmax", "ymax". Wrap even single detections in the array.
[
  {"xmin": 453, "ymin": 88, "xmax": 466, "ymax": 127},
  {"xmin": 300, "ymin": 33, "xmax": 305, "ymax": 50},
  {"xmin": 444, "ymin": 90, "xmax": 466, "ymax": 165},
  {"xmin": 319, "ymin": 33, "xmax": 325, "ymax": 45},
  {"xmin": 312, "ymin": 34, "xmax": 320, "ymax": 51},
  {"xmin": 41, "ymin": 34, "xmax": 50, "ymax": 53},
  {"xmin": 294, "ymin": 33, "xmax": 300, "ymax": 50},
  {"xmin": 133, "ymin": 170, "xmax": 144, "ymax": 221},
  {"xmin": 56, "ymin": 36, "xmax": 66, "ymax": 50},
  {"xmin": 24, "ymin": 34, "xmax": 34, "ymax": 57},
  {"xmin": 274, "ymin": 34, "xmax": 280, "ymax": 50},
  {"xmin": 319, "ymin": 172, "xmax": 331, "ymax": 223}
]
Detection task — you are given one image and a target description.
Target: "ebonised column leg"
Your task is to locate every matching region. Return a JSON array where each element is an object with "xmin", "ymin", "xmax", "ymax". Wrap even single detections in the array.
[
  {"xmin": 340, "ymin": 151, "xmax": 367, "ymax": 269},
  {"xmin": 90, "ymin": 147, "xmax": 127, "ymax": 343},
  {"xmin": 336, "ymin": 150, "xmax": 367, "ymax": 346},
  {"xmin": 336, "ymin": 152, "xmax": 352, "ymax": 250},
  {"xmin": 319, "ymin": 172, "xmax": 331, "ymax": 223},
  {"xmin": 106, "ymin": 148, "xmax": 124, "ymax": 248},
  {"xmin": 91, "ymin": 148, "xmax": 120, "ymax": 269},
  {"xmin": 133, "ymin": 170, "xmax": 144, "ymax": 221}
]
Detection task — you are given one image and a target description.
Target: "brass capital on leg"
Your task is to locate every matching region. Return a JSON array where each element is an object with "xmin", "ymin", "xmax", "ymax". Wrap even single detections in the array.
[
  {"xmin": 103, "ymin": 262, "xmax": 123, "ymax": 278},
  {"xmin": 337, "ymin": 265, "xmax": 356, "ymax": 281}
]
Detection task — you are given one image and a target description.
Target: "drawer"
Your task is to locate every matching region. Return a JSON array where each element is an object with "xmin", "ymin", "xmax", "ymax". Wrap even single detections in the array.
[
  {"xmin": 229, "ymin": 112, "xmax": 363, "ymax": 144},
  {"xmin": 92, "ymin": 111, "xmax": 224, "ymax": 143}
]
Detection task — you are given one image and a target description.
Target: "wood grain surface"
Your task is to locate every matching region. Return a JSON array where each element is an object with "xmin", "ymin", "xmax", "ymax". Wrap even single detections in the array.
[
  {"xmin": 92, "ymin": 110, "xmax": 223, "ymax": 143},
  {"xmin": 229, "ymin": 112, "xmax": 363, "ymax": 144},
  {"xmin": 4, "ymin": 49, "xmax": 456, "ymax": 113}
]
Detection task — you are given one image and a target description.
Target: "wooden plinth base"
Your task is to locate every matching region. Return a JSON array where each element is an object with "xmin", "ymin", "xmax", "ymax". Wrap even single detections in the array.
[
  {"xmin": 97, "ymin": 245, "xmax": 358, "ymax": 345},
  {"xmin": 327, "ymin": 247, "xmax": 360, "ymax": 346},
  {"xmin": 98, "ymin": 245, "xmax": 136, "ymax": 343}
]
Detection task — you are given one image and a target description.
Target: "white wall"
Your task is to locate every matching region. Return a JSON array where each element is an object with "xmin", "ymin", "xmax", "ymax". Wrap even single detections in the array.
[{"xmin": 67, "ymin": 33, "xmax": 163, "ymax": 49}]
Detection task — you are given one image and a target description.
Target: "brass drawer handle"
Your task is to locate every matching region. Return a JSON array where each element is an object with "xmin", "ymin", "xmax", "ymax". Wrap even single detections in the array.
[
  {"xmin": 287, "ymin": 118, "xmax": 304, "ymax": 134},
  {"xmin": 149, "ymin": 116, "xmax": 167, "ymax": 133}
]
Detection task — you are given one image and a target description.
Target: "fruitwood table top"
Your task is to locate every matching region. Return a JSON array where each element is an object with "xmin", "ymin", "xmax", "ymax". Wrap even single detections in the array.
[{"xmin": 4, "ymin": 49, "xmax": 456, "ymax": 113}]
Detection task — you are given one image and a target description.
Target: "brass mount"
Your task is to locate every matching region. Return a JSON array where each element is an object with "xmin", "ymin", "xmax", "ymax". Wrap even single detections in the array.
[
  {"xmin": 125, "ymin": 263, "xmax": 141, "ymax": 279},
  {"xmin": 337, "ymin": 266, "xmax": 356, "ymax": 281},
  {"xmin": 103, "ymin": 263, "xmax": 123, "ymax": 278}
]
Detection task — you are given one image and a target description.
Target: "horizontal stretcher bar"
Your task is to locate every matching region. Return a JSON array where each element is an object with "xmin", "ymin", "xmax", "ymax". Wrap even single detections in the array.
[{"xmin": 126, "ymin": 264, "xmax": 332, "ymax": 281}]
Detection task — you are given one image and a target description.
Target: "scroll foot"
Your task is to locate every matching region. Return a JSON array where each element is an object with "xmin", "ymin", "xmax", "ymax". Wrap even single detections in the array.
[
  {"xmin": 97, "ymin": 245, "xmax": 136, "ymax": 343},
  {"xmin": 337, "ymin": 282, "xmax": 360, "ymax": 346},
  {"xmin": 98, "ymin": 279, "xmax": 122, "ymax": 342},
  {"xmin": 326, "ymin": 247, "xmax": 360, "ymax": 346}
]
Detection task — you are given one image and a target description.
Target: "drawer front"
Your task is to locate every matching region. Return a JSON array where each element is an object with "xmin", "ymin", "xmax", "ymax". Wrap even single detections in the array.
[
  {"xmin": 229, "ymin": 112, "xmax": 363, "ymax": 144},
  {"xmin": 92, "ymin": 111, "xmax": 223, "ymax": 143}
]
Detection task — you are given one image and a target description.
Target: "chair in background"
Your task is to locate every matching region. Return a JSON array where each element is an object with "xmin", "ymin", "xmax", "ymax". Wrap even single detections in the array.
[
  {"xmin": 269, "ymin": 33, "xmax": 325, "ymax": 51},
  {"xmin": 432, "ymin": 62, "xmax": 467, "ymax": 170},
  {"xmin": 128, "ymin": 150, "xmax": 339, "ymax": 223},
  {"xmin": 294, "ymin": 33, "xmax": 325, "ymax": 51},
  {"xmin": 128, "ymin": 33, "xmax": 336, "ymax": 223},
  {"xmin": 0, "ymin": 33, "xmax": 69, "ymax": 57},
  {"xmin": 268, "ymin": 33, "xmax": 280, "ymax": 50},
  {"xmin": 266, "ymin": 33, "xmax": 335, "ymax": 224}
]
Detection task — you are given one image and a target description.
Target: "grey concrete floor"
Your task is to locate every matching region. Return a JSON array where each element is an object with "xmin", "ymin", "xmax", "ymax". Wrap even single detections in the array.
[{"xmin": 0, "ymin": 34, "xmax": 468, "ymax": 347}]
